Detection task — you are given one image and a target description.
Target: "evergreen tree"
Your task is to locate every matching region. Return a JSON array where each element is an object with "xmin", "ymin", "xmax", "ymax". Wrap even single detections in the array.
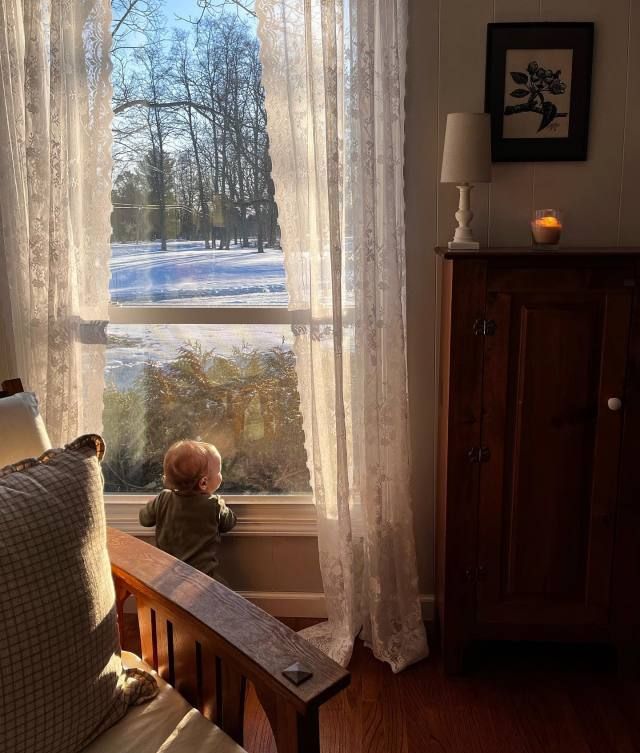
[
  {"xmin": 111, "ymin": 170, "xmax": 148, "ymax": 242},
  {"xmin": 102, "ymin": 342, "xmax": 310, "ymax": 494}
]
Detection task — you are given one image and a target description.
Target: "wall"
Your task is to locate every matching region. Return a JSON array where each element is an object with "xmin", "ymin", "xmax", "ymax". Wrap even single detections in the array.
[
  {"xmin": 133, "ymin": 530, "xmax": 326, "ymax": 617},
  {"xmin": 404, "ymin": 0, "xmax": 640, "ymax": 597},
  {"xmin": 218, "ymin": 536, "xmax": 319, "ymax": 589}
]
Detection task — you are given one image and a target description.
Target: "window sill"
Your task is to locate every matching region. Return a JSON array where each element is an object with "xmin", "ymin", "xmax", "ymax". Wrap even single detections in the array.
[{"xmin": 105, "ymin": 494, "xmax": 318, "ymax": 537}]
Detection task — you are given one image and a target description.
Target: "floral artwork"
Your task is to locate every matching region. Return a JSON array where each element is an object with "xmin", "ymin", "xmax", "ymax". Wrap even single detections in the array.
[
  {"xmin": 501, "ymin": 48, "xmax": 573, "ymax": 140},
  {"xmin": 504, "ymin": 61, "xmax": 568, "ymax": 133},
  {"xmin": 486, "ymin": 23, "xmax": 593, "ymax": 161}
]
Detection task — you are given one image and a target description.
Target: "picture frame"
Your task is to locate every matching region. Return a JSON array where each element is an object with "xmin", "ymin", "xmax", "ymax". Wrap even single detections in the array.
[{"xmin": 485, "ymin": 22, "xmax": 594, "ymax": 162}]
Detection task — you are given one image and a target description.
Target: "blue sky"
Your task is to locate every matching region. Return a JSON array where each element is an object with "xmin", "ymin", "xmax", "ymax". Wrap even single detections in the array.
[
  {"xmin": 160, "ymin": 0, "xmax": 256, "ymax": 29},
  {"xmin": 159, "ymin": 0, "xmax": 200, "ymax": 29},
  {"xmin": 152, "ymin": 0, "xmax": 202, "ymax": 26}
]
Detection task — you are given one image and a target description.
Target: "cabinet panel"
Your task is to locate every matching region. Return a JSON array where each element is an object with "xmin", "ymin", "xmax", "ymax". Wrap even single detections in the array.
[
  {"xmin": 435, "ymin": 248, "xmax": 640, "ymax": 673},
  {"xmin": 477, "ymin": 286, "xmax": 631, "ymax": 627}
]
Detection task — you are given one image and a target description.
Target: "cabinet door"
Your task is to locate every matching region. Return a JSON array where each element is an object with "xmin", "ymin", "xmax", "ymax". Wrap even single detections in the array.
[{"xmin": 477, "ymin": 281, "xmax": 632, "ymax": 628}]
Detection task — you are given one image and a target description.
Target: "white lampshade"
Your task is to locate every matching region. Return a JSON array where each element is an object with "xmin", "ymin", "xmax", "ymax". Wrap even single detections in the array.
[{"xmin": 440, "ymin": 113, "xmax": 492, "ymax": 184}]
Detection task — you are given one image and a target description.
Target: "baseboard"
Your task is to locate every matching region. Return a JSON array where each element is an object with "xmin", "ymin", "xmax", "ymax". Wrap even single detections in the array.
[
  {"xmin": 239, "ymin": 591, "xmax": 328, "ymax": 618},
  {"xmin": 124, "ymin": 591, "xmax": 435, "ymax": 620},
  {"xmin": 421, "ymin": 594, "xmax": 435, "ymax": 621},
  {"xmin": 242, "ymin": 592, "xmax": 435, "ymax": 620}
]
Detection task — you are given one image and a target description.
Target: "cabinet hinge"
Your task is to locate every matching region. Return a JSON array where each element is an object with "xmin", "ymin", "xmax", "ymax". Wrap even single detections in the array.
[
  {"xmin": 467, "ymin": 447, "xmax": 490, "ymax": 463},
  {"xmin": 464, "ymin": 566, "xmax": 488, "ymax": 582},
  {"xmin": 473, "ymin": 318, "xmax": 497, "ymax": 336}
]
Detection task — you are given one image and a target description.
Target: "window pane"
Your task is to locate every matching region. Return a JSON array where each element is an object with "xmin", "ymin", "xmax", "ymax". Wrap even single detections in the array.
[
  {"xmin": 110, "ymin": 0, "xmax": 283, "ymax": 307},
  {"xmin": 103, "ymin": 324, "xmax": 310, "ymax": 494},
  {"xmin": 110, "ymin": 210, "xmax": 287, "ymax": 307}
]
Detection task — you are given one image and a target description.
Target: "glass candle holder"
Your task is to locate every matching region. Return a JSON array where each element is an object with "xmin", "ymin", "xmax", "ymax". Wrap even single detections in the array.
[{"xmin": 531, "ymin": 209, "xmax": 562, "ymax": 248}]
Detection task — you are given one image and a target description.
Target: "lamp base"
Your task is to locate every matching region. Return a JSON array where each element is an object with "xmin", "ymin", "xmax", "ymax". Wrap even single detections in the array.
[
  {"xmin": 447, "ymin": 183, "xmax": 482, "ymax": 251},
  {"xmin": 448, "ymin": 240, "xmax": 480, "ymax": 250}
]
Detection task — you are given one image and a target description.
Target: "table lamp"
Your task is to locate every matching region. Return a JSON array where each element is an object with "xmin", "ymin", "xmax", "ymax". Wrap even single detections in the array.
[{"xmin": 440, "ymin": 113, "xmax": 492, "ymax": 249}]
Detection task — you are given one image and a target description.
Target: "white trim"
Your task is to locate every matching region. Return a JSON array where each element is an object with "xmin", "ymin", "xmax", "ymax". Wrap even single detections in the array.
[
  {"xmin": 124, "ymin": 591, "xmax": 435, "ymax": 620},
  {"xmin": 105, "ymin": 495, "xmax": 318, "ymax": 537},
  {"xmin": 107, "ymin": 493, "xmax": 313, "ymax": 504},
  {"xmin": 108, "ymin": 304, "xmax": 292, "ymax": 325}
]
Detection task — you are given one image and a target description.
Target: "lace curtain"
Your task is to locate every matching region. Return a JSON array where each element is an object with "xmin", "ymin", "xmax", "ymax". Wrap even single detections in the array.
[
  {"xmin": 0, "ymin": 0, "xmax": 112, "ymax": 445},
  {"xmin": 256, "ymin": 0, "xmax": 428, "ymax": 671}
]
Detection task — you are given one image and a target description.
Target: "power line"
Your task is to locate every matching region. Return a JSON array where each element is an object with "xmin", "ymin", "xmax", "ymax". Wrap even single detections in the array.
[{"xmin": 113, "ymin": 202, "xmax": 198, "ymax": 214}]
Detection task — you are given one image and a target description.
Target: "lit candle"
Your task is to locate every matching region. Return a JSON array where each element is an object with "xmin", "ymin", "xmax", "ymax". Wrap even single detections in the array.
[{"xmin": 531, "ymin": 211, "xmax": 562, "ymax": 246}]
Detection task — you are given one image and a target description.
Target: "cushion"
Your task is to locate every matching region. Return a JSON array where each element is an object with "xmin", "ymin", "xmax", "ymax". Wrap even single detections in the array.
[
  {"xmin": 83, "ymin": 653, "xmax": 247, "ymax": 753},
  {"xmin": 0, "ymin": 435, "xmax": 157, "ymax": 753},
  {"xmin": 0, "ymin": 391, "xmax": 52, "ymax": 467}
]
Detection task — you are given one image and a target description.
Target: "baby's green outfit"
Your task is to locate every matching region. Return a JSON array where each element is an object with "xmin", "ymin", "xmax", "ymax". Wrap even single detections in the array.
[{"xmin": 139, "ymin": 490, "xmax": 236, "ymax": 579}]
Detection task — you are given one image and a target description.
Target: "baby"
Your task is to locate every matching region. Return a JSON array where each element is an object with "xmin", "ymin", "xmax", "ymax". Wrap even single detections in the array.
[{"xmin": 139, "ymin": 440, "xmax": 236, "ymax": 580}]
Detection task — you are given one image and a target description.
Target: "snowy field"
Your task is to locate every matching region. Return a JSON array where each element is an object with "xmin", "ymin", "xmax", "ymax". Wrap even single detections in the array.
[
  {"xmin": 107, "ymin": 241, "xmax": 291, "ymax": 390},
  {"xmin": 110, "ymin": 241, "xmax": 288, "ymax": 306}
]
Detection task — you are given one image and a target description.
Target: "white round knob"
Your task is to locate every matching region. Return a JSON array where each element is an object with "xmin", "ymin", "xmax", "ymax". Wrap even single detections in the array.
[{"xmin": 607, "ymin": 397, "xmax": 622, "ymax": 412}]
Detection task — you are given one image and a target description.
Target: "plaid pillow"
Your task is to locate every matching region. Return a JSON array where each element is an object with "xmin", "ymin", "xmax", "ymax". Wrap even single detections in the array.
[{"xmin": 0, "ymin": 435, "xmax": 157, "ymax": 753}]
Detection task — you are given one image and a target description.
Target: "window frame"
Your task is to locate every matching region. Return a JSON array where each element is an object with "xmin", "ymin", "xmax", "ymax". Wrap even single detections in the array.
[
  {"xmin": 108, "ymin": 304, "xmax": 294, "ymax": 327},
  {"xmin": 105, "ymin": 494, "xmax": 317, "ymax": 536}
]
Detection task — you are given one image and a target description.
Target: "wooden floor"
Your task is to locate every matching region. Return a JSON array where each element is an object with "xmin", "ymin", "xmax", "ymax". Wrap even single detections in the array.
[{"xmin": 123, "ymin": 616, "xmax": 640, "ymax": 753}]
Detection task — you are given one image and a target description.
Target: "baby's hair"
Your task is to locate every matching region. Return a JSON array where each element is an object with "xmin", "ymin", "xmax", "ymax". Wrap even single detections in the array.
[{"xmin": 163, "ymin": 440, "xmax": 220, "ymax": 494}]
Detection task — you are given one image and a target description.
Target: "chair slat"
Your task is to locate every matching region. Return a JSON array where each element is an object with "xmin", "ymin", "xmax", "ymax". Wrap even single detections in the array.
[
  {"xmin": 137, "ymin": 601, "xmax": 158, "ymax": 670},
  {"xmin": 199, "ymin": 640, "xmax": 220, "ymax": 724},
  {"xmin": 172, "ymin": 623, "xmax": 200, "ymax": 708},
  {"xmin": 156, "ymin": 617, "xmax": 173, "ymax": 684},
  {"xmin": 220, "ymin": 656, "xmax": 247, "ymax": 747}
]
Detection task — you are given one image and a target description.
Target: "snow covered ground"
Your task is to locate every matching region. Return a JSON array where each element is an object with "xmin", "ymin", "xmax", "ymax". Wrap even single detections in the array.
[
  {"xmin": 107, "ymin": 323, "xmax": 294, "ymax": 390},
  {"xmin": 107, "ymin": 241, "xmax": 291, "ymax": 390},
  {"xmin": 110, "ymin": 241, "xmax": 288, "ymax": 306}
]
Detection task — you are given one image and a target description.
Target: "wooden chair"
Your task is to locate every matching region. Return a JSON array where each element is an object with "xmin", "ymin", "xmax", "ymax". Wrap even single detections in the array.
[{"xmin": 0, "ymin": 379, "xmax": 349, "ymax": 753}]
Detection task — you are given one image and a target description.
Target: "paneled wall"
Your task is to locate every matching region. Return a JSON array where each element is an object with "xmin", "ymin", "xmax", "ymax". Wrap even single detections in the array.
[
  {"xmin": 404, "ymin": 0, "xmax": 640, "ymax": 597},
  {"xmin": 431, "ymin": 0, "xmax": 640, "ymax": 248},
  {"xmin": 218, "ymin": 536, "xmax": 323, "ymax": 594}
]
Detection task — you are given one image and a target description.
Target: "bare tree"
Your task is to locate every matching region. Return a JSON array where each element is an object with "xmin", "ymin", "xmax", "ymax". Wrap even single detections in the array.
[
  {"xmin": 137, "ymin": 36, "xmax": 175, "ymax": 250},
  {"xmin": 112, "ymin": 0, "xmax": 162, "ymax": 173},
  {"xmin": 111, "ymin": 0, "xmax": 277, "ymax": 250},
  {"xmin": 173, "ymin": 31, "xmax": 212, "ymax": 246}
]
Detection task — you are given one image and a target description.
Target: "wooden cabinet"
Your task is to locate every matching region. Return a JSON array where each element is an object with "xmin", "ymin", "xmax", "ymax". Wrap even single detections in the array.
[{"xmin": 435, "ymin": 248, "xmax": 640, "ymax": 674}]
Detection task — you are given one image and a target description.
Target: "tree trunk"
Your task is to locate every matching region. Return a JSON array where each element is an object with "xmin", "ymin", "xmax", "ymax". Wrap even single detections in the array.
[
  {"xmin": 256, "ymin": 205, "xmax": 264, "ymax": 253},
  {"xmin": 268, "ymin": 200, "xmax": 277, "ymax": 246}
]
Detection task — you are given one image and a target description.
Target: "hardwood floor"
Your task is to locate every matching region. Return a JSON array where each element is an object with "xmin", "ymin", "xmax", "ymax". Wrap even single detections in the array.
[{"xmin": 122, "ymin": 616, "xmax": 640, "ymax": 752}]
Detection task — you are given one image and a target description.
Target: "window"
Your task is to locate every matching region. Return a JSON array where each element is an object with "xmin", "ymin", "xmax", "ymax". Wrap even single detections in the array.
[{"xmin": 105, "ymin": 0, "xmax": 310, "ymax": 498}]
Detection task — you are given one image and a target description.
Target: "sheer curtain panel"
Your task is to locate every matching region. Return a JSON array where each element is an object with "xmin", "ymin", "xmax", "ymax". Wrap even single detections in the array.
[
  {"xmin": 256, "ymin": 0, "xmax": 428, "ymax": 671},
  {"xmin": 0, "ymin": 0, "xmax": 112, "ymax": 444}
]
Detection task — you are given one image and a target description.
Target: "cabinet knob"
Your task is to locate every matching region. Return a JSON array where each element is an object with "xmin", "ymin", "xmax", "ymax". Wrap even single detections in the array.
[{"xmin": 607, "ymin": 397, "xmax": 623, "ymax": 412}]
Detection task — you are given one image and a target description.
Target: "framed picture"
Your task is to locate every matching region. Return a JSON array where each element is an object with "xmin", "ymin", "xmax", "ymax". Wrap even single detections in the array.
[{"xmin": 485, "ymin": 22, "xmax": 594, "ymax": 162}]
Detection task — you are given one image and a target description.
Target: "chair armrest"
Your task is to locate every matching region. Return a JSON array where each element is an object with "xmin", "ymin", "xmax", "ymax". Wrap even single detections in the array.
[
  {"xmin": 108, "ymin": 528, "xmax": 349, "ymax": 753},
  {"xmin": 0, "ymin": 378, "xmax": 24, "ymax": 397}
]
